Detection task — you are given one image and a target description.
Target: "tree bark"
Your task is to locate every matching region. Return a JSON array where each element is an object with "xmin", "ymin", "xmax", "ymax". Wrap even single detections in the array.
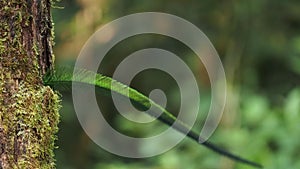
[{"xmin": 0, "ymin": 1, "xmax": 60, "ymax": 168}]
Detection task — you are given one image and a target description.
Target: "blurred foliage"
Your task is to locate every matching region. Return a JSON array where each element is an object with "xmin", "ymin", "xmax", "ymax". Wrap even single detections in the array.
[{"xmin": 52, "ymin": 0, "xmax": 300, "ymax": 169}]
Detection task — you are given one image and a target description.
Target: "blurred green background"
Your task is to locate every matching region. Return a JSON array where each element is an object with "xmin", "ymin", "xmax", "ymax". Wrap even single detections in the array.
[{"xmin": 52, "ymin": 0, "xmax": 300, "ymax": 169}]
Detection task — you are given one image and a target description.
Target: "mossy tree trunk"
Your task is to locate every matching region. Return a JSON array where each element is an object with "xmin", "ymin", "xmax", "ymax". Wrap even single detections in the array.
[{"xmin": 0, "ymin": 1, "xmax": 60, "ymax": 168}]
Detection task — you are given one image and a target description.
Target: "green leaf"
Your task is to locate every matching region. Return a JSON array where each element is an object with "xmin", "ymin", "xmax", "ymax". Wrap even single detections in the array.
[{"xmin": 43, "ymin": 66, "xmax": 262, "ymax": 168}]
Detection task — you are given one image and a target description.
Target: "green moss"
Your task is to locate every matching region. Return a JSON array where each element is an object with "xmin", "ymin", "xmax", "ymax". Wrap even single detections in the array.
[
  {"xmin": 0, "ymin": 0, "xmax": 61, "ymax": 168},
  {"xmin": 0, "ymin": 72, "xmax": 60, "ymax": 169}
]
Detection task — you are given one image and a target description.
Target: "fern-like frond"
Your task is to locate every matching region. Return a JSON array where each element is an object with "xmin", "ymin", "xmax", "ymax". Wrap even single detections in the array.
[{"xmin": 43, "ymin": 67, "xmax": 262, "ymax": 168}]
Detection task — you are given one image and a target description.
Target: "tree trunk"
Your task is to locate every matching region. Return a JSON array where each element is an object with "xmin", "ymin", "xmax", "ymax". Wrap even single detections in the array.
[{"xmin": 0, "ymin": 1, "xmax": 60, "ymax": 168}]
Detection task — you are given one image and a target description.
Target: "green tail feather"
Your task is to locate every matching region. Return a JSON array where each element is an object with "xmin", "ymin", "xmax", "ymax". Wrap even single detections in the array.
[{"xmin": 43, "ymin": 67, "xmax": 262, "ymax": 168}]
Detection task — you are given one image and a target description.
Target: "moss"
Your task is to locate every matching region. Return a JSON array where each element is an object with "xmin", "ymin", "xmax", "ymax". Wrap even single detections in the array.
[
  {"xmin": 0, "ymin": 0, "xmax": 61, "ymax": 168},
  {"xmin": 0, "ymin": 72, "xmax": 60, "ymax": 169}
]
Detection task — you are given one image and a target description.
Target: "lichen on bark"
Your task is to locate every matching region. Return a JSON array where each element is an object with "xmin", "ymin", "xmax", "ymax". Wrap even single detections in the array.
[{"xmin": 0, "ymin": 0, "xmax": 60, "ymax": 168}]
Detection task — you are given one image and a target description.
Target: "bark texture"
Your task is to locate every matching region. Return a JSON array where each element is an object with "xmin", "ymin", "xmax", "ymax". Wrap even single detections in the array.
[{"xmin": 0, "ymin": 0, "xmax": 60, "ymax": 168}]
